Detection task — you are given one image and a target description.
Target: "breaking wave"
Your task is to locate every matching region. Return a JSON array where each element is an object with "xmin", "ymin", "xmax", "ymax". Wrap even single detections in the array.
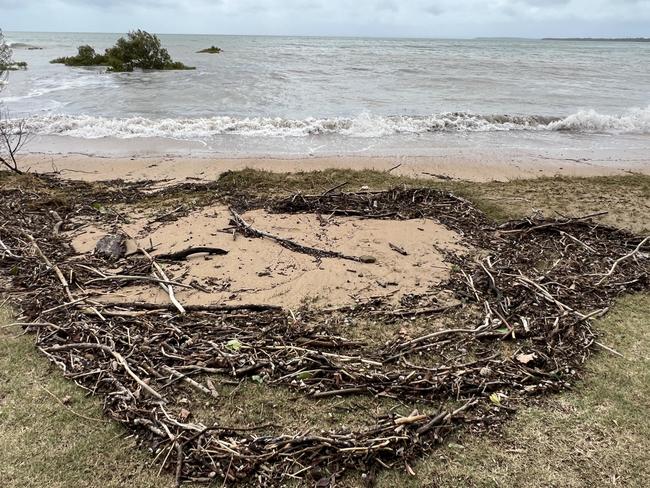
[{"xmin": 19, "ymin": 107, "xmax": 650, "ymax": 140}]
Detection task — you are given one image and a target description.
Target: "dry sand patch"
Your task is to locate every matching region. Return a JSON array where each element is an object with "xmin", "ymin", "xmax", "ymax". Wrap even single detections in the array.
[{"xmin": 69, "ymin": 205, "xmax": 466, "ymax": 309}]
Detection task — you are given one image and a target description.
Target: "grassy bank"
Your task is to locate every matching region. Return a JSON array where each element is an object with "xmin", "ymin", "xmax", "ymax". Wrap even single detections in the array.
[{"xmin": 0, "ymin": 170, "xmax": 648, "ymax": 487}]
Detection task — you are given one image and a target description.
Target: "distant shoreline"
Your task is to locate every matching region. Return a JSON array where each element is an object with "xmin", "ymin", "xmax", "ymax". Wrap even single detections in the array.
[{"xmin": 543, "ymin": 37, "xmax": 650, "ymax": 42}]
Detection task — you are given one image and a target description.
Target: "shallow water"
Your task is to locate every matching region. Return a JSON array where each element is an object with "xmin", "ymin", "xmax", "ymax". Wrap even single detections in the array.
[{"xmin": 2, "ymin": 32, "xmax": 649, "ymax": 157}]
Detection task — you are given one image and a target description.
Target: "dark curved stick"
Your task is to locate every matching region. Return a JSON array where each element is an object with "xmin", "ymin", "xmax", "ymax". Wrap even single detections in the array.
[{"xmin": 156, "ymin": 247, "xmax": 229, "ymax": 261}]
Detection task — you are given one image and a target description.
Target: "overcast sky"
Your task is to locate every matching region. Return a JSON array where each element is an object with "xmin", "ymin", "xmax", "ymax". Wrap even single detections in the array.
[{"xmin": 2, "ymin": 0, "xmax": 649, "ymax": 38}]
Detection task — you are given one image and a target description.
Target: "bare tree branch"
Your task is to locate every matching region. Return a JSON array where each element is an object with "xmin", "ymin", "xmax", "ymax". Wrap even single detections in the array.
[
  {"xmin": 0, "ymin": 114, "xmax": 29, "ymax": 174},
  {"xmin": 0, "ymin": 31, "xmax": 29, "ymax": 174}
]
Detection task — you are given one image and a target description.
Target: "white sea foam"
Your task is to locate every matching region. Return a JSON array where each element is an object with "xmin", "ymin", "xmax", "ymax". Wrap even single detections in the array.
[
  {"xmin": 548, "ymin": 106, "xmax": 650, "ymax": 133},
  {"xmin": 19, "ymin": 107, "xmax": 650, "ymax": 140}
]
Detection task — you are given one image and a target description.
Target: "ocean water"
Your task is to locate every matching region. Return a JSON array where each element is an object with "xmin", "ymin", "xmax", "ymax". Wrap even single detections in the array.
[{"xmin": 2, "ymin": 32, "xmax": 650, "ymax": 157}]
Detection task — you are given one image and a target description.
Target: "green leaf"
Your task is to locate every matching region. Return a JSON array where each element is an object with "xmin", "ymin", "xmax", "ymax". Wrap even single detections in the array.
[
  {"xmin": 251, "ymin": 375, "xmax": 264, "ymax": 384},
  {"xmin": 226, "ymin": 339, "xmax": 242, "ymax": 351},
  {"xmin": 91, "ymin": 202, "xmax": 107, "ymax": 214},
  {"xmin": 296, "ymin": 371, "xmax": 313, "ymax": 381},
  {"xmin": 495, "ymin": 327, "xmax": 510, "ymax": 335}
]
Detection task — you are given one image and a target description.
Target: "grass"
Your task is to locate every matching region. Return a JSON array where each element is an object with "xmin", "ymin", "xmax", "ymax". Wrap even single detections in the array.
[{"xmin": 1, "ymin": 169, "xmax": 649, "ymax": 486}]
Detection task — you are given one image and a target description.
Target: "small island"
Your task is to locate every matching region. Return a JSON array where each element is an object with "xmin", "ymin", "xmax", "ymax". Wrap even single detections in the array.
[
  {"xmin": 51, "ymin": 30, "xmax": 194, "ymax": 72},
  {"xmin": 197, "ymin": 46, "xmax": 222, "ymax": 54}
]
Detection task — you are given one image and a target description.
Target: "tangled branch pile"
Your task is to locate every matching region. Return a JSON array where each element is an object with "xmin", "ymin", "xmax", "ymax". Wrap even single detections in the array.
[{"xmin": 0, "ymin": 175, "xmax": 647, "ymax": 486}]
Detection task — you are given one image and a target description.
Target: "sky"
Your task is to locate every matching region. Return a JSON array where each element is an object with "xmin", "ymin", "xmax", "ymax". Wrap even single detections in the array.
[{"xmin": 1, "ymin": 0, "xmax": 649, "ymax": 38}]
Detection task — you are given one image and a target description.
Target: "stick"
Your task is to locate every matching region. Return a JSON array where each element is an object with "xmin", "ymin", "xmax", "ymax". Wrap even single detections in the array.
[
  {"xmin": 500, "ymin": 212, "xmax": 608, "ymax": 235},
  {"xmin": 229, "ymin": 207, "xmax": 372, "ymax": 263},
  {"xmin": 594, "ymin": 341, "xmax": 625, "ymax": 358},
  {"xmin": 596, "ymin": 235, "xmax": 650, "ymax": 285},
  {"xmin": 399, "ymin": 328, "xmax": 478, "ymax": 348},
  {"xmin": 389, "ymin": 242, "xmax": 408, "ymax": 256},
  {"xmin": 321, "ymin": 181, "xmax": 348, "ymax": 196},
  {"xmin": 267, "ymin": 344, "xmax": 383, "ymax": 367},
  {"xmin": 156, "ymin": 247, "xmax": 228, "ymax": 261},
  {"xmin": 175, "ymin": 443, "xmax": 184, "ymax": 488},
  {"xmin": 161, "ymin": 365, "xmax": 219, "ymax": 399},
  {"xmin": 369, "ymin": 304, "xmax": 461, "ymax": 317},
  {"xmin": 0, "ymin": 237, "xmax": 17, "ymax": 257},
  {"xmin": 44, "ymin": 343, "xmax": 163, "ymax": 400},
  {"xmin": 517, "ymin": 274, "xmax": 585, "ymax": 319},
  {"xmin": 25, "ymin": 233, "xmax": 74, "ymax": 301},
  {"xmin": 85, "ymin": 275, "xmax": 194, "ymax": 289},
  {"xmin": 38, "ymin": 384, "xmax": 108, "ymax": 423},
  {"xmin": 129, "ymin": 234, "xmax": 186, "ymax": 315}
]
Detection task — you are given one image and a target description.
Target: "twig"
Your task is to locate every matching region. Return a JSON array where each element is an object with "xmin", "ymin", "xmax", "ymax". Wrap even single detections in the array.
[
  {"xmin": 128, "ymin": 233, "xmax": 186, "ymax": 314},
  {"xmin": 594, "ymin": 341, "xmax": 625, "ymax": 358},
  {"xmin": 321, "ymin": 181, "xmax": 348, "ymax": 196},
  {"xmin": 24, "ymin": 233, "xmax": 74, "ymax": 301},
  {"xmin": 386, "ymin": 163, "xmax": 402, "ymax": 173},
  {"xmin": 161, "ymin": 365, "xmax": 219, "ymax": 399},
  {"xmin": 38, "ymin": 384, "xmax": 108, "ymax": 423},
  {"xmin": 229, "ymin": 207, "xmax": 372, "ymax": 263},
  {"xmin": 596, "ymin": 235, "xmax": 649, "ymax": 285}
]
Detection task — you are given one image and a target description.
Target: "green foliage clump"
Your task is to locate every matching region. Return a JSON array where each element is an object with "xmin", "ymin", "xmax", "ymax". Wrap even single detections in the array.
[
  {"xmin": 51, "ymin": 45, "xmax": 106, "ymax": 67},
  {"xmin": 197, "ymin": 46, "xmax": 222, "ymax": 54},
  {"xmin": 50, "ymin": 30, "xmax": 194, "ymax": 72}
]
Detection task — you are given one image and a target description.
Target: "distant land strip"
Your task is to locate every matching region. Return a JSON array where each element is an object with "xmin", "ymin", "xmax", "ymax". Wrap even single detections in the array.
[{"xmin": 543, "ymin": 37, "xmax": 650, "ymax": 42}]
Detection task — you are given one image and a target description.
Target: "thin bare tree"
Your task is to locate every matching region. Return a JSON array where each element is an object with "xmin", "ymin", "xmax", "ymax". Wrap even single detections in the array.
[{"xmin": 0, "ymin": 29, "xmax": 28, "ymax": 174}]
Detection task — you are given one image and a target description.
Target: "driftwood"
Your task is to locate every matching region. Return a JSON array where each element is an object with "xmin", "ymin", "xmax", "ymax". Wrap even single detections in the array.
[
  {"xmin": 156, "ymin": 247, "xmax": 228, "ymax": 261},
  {"xmin": 228, "ymin": 207, "xmax": 376, "ymax": 263},
  {"xmin": 129, "ymin": 233, "xmax": 186, "ymax": 315},
  {"xmin": 596, "ymin": 235, "xmax": 650, "ymax": 285},
  {"xmin": 389, "ymin": 242, "xmax": 408, "ymax": 256}
]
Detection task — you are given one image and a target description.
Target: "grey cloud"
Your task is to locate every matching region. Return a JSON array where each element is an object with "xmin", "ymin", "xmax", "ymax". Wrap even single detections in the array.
[{"xmin": 1, "ymin": 0, "xmax": 649, "ymax": 38}]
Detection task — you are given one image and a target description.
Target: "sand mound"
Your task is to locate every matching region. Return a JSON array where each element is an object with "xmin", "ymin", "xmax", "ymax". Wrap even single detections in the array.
[{"xmin": 70, "ymin": 205, "xmax": 465, "ymax": 309}]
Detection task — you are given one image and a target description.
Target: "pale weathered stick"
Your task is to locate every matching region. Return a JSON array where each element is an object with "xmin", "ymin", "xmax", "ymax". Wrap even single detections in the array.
[
  {"xmin": 124, "ymin": 232, "xmax": 186, "ymax": 315},
  {"xmin": 596, "ymin": 235, "xmax": 650, "ymax": 285},
  {"xmin": 161, "ymin": 365, "xmax": 219, "ymax": 399},
  {"xmin": 25, "ymin": 233, "xmax": 74, "ymax": 302}
]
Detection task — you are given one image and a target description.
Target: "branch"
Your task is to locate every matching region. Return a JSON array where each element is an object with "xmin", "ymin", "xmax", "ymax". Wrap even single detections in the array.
[{"xmin": 596, "ymin": 235, "xmax": 650, "ymax": 285}]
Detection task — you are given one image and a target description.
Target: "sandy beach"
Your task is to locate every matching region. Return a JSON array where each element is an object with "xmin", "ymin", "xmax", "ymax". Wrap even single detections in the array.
[{"xmin": 21, "ymin": 151, "xmax": 650, "ymax": 183}]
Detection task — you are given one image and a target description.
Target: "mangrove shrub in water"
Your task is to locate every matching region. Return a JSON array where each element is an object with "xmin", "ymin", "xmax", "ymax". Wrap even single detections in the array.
[
  {"xmin": 51, "ymin": 30, "xmax": 194, "ymax": 72},
  {"xmin": 197, "ymin": 46, "xmax": 222, "ymax": 54}
]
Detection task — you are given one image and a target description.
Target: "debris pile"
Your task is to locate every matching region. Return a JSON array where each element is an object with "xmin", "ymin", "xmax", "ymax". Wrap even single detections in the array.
[{"xmin": 1, "ymin": 177, "xmax": 647, "ymax": 486}]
